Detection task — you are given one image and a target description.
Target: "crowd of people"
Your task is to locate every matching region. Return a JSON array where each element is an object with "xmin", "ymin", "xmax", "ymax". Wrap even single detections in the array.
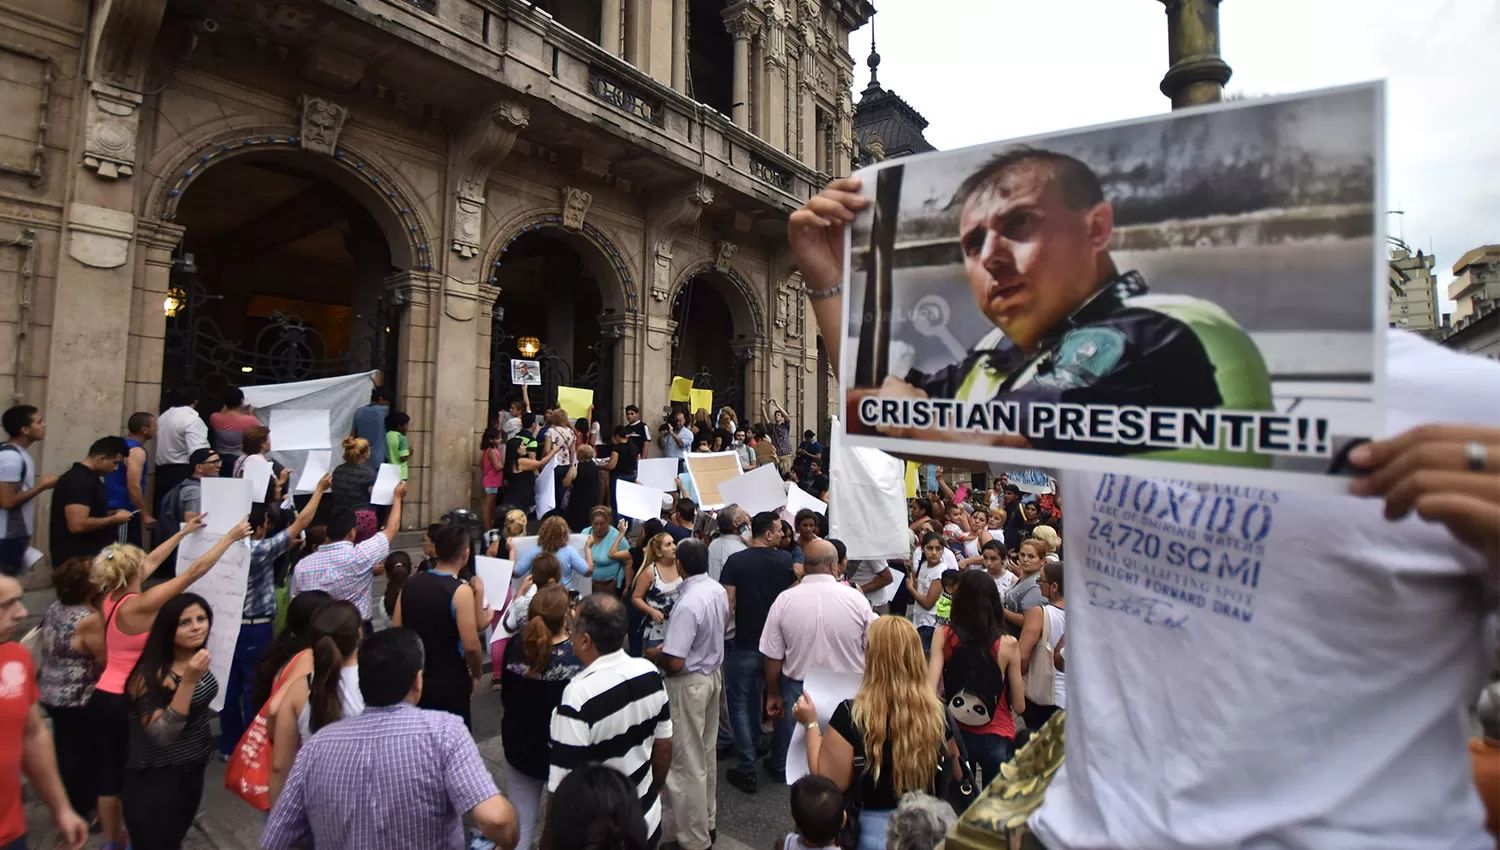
[
  {"xmin": 0, "ymin": 371, "xmax": 1076, "ymax": 850},
  {"xmin": 0, "ymin": 169, "xmax": 1491, "ymax": 850}
]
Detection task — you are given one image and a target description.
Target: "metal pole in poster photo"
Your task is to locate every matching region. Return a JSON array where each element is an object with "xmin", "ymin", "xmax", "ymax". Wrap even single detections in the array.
[{"xmin": 855, "ymin": 164, "xmax": 903, "ymax": 388}]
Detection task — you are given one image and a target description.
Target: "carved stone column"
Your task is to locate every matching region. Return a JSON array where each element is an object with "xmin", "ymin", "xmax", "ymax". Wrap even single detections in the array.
[
  {"xmin": 724, "ymin": 2, "xmax": 765, "ymax": 129},
  {"xmin": 1159, "ymin": 0, "xmax": 1232, "ymax": 109},
  {"xmin": 387, "ymin": 271, "xmax": 434, "ymax": 525},
  {"xmin": 601, "ymin": 0, "xmax": 623, "ymax": 56},
  {"xmin": 798, "ymin": 49, "xmax": 818, "ymax": 169},
  {"xmin": 670, "ymin": 0, "xmax": 687, "ymax": 92}
]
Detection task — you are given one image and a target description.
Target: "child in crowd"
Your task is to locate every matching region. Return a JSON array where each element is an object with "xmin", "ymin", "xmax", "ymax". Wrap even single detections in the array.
[
  {"xmin": 942, "ymin": 506, "xmax": 968, "ymax": 561},
  {"xmin": 933, "ymin": 569, "xmax": 960, "ymax": 627},
  {"xmin": 784, "ymin": 775, "xmax": 845, "ymax": 850}
]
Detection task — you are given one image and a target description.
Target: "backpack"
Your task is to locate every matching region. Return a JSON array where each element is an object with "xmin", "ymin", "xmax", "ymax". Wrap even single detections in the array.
[
  {"xmin": 157, "ymin": 478, "xmax": 193, "ymax": 542},
  {"xmin": 943, "ymin": 630, "xmax": 1007, "ymax": 728},
  {"xmin": 0, "ymin": 444, "xmax": 29, "ymax": 538}
]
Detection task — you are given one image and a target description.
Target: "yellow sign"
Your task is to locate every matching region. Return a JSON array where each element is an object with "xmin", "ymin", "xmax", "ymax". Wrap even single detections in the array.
[
  {"xmin": 670, "ymin": 376, "xmax": 693, "ymax": 403},
  {"xmin": 905, "ymin": 462, "xmax": 919, "ymax": 499},
  {"xmin": 689, "ymin": 389, "xmax": 714, "ymax": 416},
  {"xmin": 556, "ymin": 386, "xmax": 594, "ymax": 420}
]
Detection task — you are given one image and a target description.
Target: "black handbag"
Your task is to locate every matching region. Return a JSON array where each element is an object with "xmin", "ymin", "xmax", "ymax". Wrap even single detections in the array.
[{"xmin": 940, "ymin": 708, "xmax": 982, "ymax": 814}]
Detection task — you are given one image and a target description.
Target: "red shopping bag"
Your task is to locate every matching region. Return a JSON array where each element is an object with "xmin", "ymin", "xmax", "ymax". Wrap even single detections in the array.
[{"xmin": 225, "ymin": 653, "xmax": 303, "ymax": 810}]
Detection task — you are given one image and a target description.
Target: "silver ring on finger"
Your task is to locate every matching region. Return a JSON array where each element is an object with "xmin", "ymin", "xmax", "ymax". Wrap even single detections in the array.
[{"xmin": 1465, "ymin": 440, "xmax": 1489, "ymax": 473}]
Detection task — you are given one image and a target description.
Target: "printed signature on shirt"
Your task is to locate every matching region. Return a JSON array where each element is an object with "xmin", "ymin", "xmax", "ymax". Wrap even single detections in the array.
[{"xmin": 1085, "ymin": 581, "xmax": 1188, "ymax": 630}]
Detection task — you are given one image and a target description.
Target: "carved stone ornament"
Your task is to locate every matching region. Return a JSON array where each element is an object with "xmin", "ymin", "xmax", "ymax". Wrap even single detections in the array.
[
  {"xmin": 778, "ymin": 272, "xmax": 806, "ymax": 339},
  {"xmin": 715, "ymin": 241, "xmax": 738, "ymax": 273},
  {"xmin": 652, "ymin": 241, "xmax": 674, "ymax": 301},
  {"xmin": 67, "ymin": 202, "xmax": 136, "ymax": 269},
  {"xmin": 560, "ymin": 187, "xmax": 593, "ymax": 230},
  {"xmin": 82, "ymin": 83, "xmax": 143, "ymax": 179},
  {"xmin": 649, "ymin": 184, "xmax": 714, "ymax": 301},
  {"xmin": 299, "ymin": 95, "xmax": 349, "ymax": 155},
  {"xmin": 451, "ymin": 101, "xmax": 530, "ymax": 258},
  {"xmin": 723, "ymin": 7, "xmax": 763, "ymax": 41}
]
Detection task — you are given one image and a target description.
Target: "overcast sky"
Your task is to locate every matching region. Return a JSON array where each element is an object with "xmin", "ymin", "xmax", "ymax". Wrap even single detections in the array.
[{"xmin": 848, "ymin": 0, "xmax": 1499, "ymax": 311}]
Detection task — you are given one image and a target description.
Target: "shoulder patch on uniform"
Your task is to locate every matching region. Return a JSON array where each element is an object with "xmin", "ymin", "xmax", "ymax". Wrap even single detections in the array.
[{"xmin": 1038, "ymin": 327, "xmax": 1127, "ymax": 389}]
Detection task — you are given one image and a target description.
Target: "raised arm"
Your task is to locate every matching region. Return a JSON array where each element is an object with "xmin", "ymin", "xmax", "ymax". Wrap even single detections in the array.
[
  {"xmin": 381, "ymin": 481, "xmax": 407, "ymax": 543},
  {"xmin": 286, "ymin": 474, "xmax": 332, "ymax": 540},
  {"xmin": 139, "ymin": 513, "xmax": 204, "ymax": 581},
  {"xmin": 119, "ymin": 519, "xmax": 251, "ymax": 635}
]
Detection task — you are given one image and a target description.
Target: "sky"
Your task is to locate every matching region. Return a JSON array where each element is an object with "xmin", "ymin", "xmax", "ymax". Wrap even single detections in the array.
[{"xmin": 847, "ymin": 0, "xmax": 1500, "ymax": 314}]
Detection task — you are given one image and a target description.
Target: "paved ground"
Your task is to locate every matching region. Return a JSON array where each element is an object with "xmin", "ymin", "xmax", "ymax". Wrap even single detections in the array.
[{"xmin": 22, "ymin": 675, "xmax": 795, "ymax": 850}]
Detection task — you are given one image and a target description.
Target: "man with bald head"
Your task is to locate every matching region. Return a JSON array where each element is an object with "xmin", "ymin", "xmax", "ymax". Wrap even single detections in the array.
[
  {"xmin": 0, "ymin": 575, "xmax": 88, "ymax": 849},
  {"xmin": 759, "ymin": 537, "xmax": 877, "ymax": 779}
]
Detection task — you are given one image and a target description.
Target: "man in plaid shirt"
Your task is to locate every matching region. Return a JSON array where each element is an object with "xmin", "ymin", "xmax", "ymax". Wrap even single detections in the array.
[
  {"xmin": 290, "ymin": 481, "xmax": 406, "ymax": 633},
  {"xmin": 219, "ymin": 472, "xmax": 333, "ymax": 758}
]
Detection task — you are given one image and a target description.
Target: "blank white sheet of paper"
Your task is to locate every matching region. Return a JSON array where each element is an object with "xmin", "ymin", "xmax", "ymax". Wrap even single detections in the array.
[
  {"xmin": 370, "ymin": 463, "xmax": 401, "ymax": 505},
  {"xmin": 294, "ymin": 450, "xmax": 331, "ymax": 493},
  {"xmin": 200, "ymin": 477, "xmax": 253, "ymax": 534},
  {"xmin": 269, "ymin": 408, "xmax": 332, "ymax": 451}
]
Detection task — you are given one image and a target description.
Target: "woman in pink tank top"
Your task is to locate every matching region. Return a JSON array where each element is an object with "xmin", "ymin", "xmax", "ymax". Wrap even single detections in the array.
[
  {"xmin": 481, "ymin": 427, "xmax": 505, "ymax": 532},
  {"xmin": 84, "ymin": 513, "xmax": 253, "ymax": 850}
]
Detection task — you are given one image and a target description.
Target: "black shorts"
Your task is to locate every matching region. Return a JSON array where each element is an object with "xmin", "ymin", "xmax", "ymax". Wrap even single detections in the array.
[{"xmin": 87, "ymin": 689, "xmax": 131, "ymax": 797}]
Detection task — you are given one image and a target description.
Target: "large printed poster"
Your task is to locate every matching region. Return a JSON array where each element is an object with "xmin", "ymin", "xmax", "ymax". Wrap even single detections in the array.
[{"xmin": 840, "ymin": 83, "xmax": 1385, "ymax": 492}]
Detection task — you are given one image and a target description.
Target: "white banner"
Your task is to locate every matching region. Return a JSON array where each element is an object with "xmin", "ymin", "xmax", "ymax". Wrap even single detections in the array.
[
  {"xmin": 179, "ymin": 530, "xmax": 251, "ymax": 712},
  {"xmin": 242, "ymin": 372, "xmax": 379, "ymax": 487}
]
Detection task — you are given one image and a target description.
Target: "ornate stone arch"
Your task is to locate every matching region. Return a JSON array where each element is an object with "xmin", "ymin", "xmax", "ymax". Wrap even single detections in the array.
[
  {"xmin": 484, "ymin": 211, "xmax": 639, "ymax": 313},
  {"xmin": 668, "ymin": 259, "xmax": 767, "ymax": 340},
  {"xmin": 144, "ymin": 128, "xmax": 437, "ymax": 274}
]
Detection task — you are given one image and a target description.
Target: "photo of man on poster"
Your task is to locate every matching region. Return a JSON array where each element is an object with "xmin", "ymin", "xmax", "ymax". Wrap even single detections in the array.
[{"xmin": 851, "ymin": 148, "xmax": 1275, "ymax": 467}]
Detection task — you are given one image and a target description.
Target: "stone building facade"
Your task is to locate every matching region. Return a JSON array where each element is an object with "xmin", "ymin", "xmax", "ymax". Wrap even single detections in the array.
[{"xmin": 0, "ymin": 0, "xmax": 871, "ymax": 530}]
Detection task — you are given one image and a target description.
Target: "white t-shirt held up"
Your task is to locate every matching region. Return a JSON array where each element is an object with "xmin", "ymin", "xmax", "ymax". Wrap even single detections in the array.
[{"xmin": 1032, "ymin": 330, "xmax": 1499, "ymax": 850}]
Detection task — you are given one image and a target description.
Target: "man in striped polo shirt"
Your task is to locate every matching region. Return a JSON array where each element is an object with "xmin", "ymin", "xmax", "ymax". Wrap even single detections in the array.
[{"xmin": 548, "ymin": 594, "xmax": 673, "ymax": 845}]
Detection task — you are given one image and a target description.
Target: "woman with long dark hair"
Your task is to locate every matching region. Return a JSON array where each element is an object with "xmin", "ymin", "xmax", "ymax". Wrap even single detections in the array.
[
  {"xmin": 122, "ymin": 593, "xmax": 219, "ymax": 850},
  {"xmin": 267, "ymin": 600, "xmax": 364, "ymax": 804},
  {"xmin": 928, "ymin": 570, "xmax": 1024, "ymax": 784},
  {"xmin": 252, "ymin": 590, "xmax": 331, "ymax": 711},
  {"xmin": 501, "ymin": 585, "xmax": 583, "ymax": 850},
  {"xmin": 88, "ymin": 515, "xmax": 247, "ymax": 850}
]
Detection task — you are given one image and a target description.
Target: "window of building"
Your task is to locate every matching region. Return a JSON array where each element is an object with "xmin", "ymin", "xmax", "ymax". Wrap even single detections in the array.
[
  {"xmin": 688, "ymin": 0, "xmax": 734, "ymax": 117},
  {"xmin": 533, "ymin": 1, "xmax": 603, "ymax": 46}
]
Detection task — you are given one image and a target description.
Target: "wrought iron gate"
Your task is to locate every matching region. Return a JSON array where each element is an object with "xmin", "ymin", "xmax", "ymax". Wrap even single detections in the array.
[
  {"xmin": 489, "ymin": 310, "xmax": 618, "ymax": 432},
  {"xmin": 161, "ymin": 257, "xmax": 403, "ymax": 403}
]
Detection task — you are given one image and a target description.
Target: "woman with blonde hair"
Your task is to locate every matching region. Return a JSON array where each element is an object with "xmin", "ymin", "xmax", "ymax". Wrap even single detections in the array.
[
  {"xmin": 514, "ymin": 515, "xmax": 591, "ymax": 591},
  {"xmin": 1031, "ymin": 525, "xmax": 1061, "ymax": 559},
  {"xmin": 629, "ymin": 532, "xmax": 682, "ymax": 650},
  {"xmin": 793, "ymin": 616, "xmax": 959, "ymax": 850},
  {"xmin": 329, "ymin": 436, "xmax": 377, "ymax": 541},
  {"xmin": 86, "ymin": 513, "xmax": 252, "ymax": 850}
]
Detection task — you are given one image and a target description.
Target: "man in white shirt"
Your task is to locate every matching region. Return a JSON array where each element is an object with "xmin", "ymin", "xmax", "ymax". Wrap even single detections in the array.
[
  {"xmin": 761, "ymin": 539, "xmax": 877, "ymax": 775},
  {"xmin": 154, "ymin": 387, "xmax": 209, "ymax": 511},
  {"xmin": 0, "ymin": 406, "xmax": 55, "ymax": 576},
  {"xmin": 789, "ymin": 177, "xmax": 1500, "ymax": 850},
  {"xmin": 661, "ymin": 411, "xmax": 694, "ymax": 472}
]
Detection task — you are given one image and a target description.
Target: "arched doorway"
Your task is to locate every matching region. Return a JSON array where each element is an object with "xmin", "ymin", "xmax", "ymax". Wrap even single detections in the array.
[
  {"xmin": 162, "ymin": 155, "xmax": 403, "ymax": 405},
  {"xmin": 671, "ymin": 269, "xmax": 755, "ymax": 426},
  {"xmin": 488, "ymin": 228, "xmax": 623, "ymax": 435}
]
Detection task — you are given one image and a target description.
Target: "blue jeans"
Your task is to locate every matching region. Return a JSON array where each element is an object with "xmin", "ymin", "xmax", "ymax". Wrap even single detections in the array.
[
  {"xmin": 219, "ymin": 621, "xmax": 273, "ymax": 756},
  {"xmin": 958, "ymin": 728, "xmax": 1012, "ymax": 788},
  {"xmin": 723, "ymin": 648, "xmax": 764, "ymax": 773},
  {"xmin": 767, "ymin": 675, "xmax": 805, "ymax": 774},
  {"xmin": 918, "ymin": 625, "xmax": 934, "ymax": 657},
  {"xmin": 857, "ymin": 808, "xmax": 892, "ymax": 850}
]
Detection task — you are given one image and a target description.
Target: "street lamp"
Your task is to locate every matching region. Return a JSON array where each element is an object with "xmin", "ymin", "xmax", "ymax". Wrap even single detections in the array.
[
  {"xmin": 163, "ymin": 287, "xmax": 185, "ymax": 318},
  {"xmin": 518, "ymin": 336, "xmax": 540, "ymax": 358}
]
